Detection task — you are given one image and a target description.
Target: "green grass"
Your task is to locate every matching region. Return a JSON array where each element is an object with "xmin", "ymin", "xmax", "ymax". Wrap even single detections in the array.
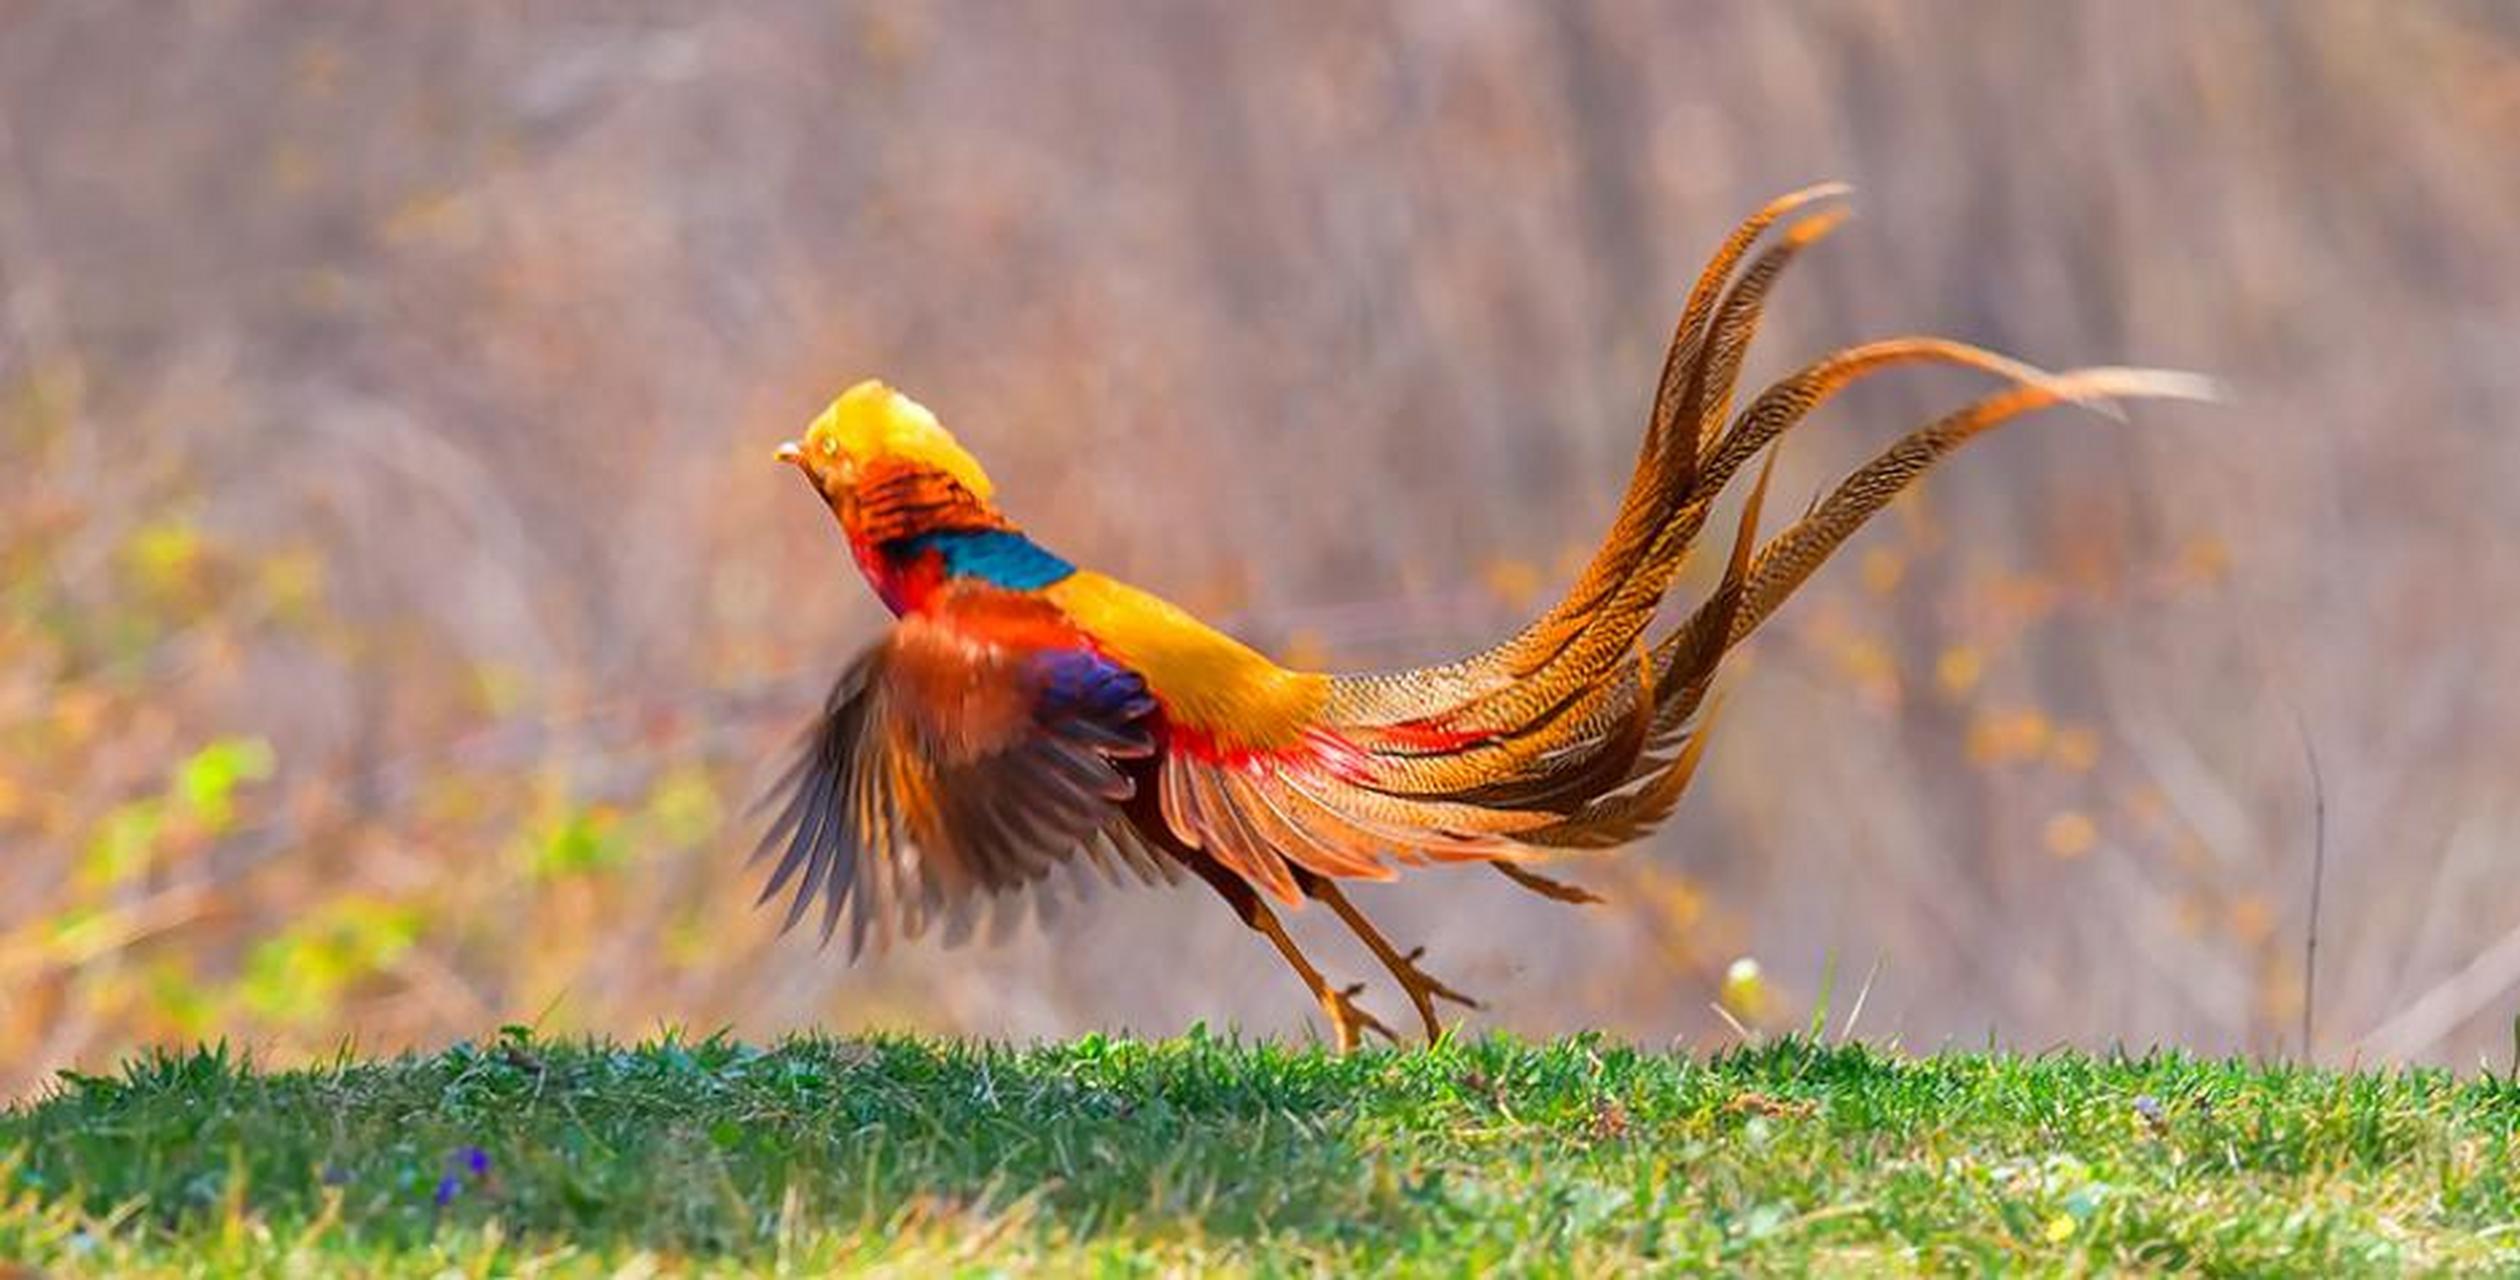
[{"xmin": 3, "ymin": 1031, "xmax": 2515, "ymax": 1276}]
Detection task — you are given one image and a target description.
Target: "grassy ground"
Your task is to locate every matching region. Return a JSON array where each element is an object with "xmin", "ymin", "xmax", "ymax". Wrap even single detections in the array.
[{"xmin": 2, "ymin": 1032, "xmax": 2515, "ymax": 1276}]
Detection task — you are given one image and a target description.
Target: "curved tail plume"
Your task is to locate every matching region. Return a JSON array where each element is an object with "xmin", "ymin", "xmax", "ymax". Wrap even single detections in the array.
[{"xmin": 1287, "ymin": 187, "xmax": 2214, "ymax": 861}]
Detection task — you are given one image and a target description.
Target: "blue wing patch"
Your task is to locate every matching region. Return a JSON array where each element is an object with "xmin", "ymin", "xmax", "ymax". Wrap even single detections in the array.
[{"xmin": 903, "ymin": 529, "xmax": 1077, "ymax": 591}]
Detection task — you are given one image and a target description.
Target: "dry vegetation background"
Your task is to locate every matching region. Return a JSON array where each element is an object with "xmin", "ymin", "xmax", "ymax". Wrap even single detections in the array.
[{"xmin": 4, "ymin": 2, "xmax": 2517, "ymax": 1095}]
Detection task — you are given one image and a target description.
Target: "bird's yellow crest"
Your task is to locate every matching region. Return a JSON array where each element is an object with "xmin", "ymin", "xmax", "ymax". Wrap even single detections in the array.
[{"xmin": 789, "ymin": 380, "xmax": 995, "ymax": 501}]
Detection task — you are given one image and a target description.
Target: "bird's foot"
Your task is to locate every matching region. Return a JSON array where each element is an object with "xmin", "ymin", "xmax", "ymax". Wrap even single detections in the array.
[
  {"xmin": 1389, "ymin": 944, "xmax": 1482, "ymax": 1044},
  {"xmin": 1321, "ymin": 981, "xmax": 1398, "ymax": 1053}
]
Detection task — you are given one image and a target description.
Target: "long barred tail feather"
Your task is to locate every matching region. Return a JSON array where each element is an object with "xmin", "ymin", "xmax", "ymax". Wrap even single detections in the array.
[{"xmin": 1267, "ymin": 187, "xmax": 2213, "ymax": 876}]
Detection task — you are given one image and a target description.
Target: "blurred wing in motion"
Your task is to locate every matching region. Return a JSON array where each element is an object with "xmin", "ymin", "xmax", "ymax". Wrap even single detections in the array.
[{"xmin": 752, "ymin": 587, "xmax": 1169, "ymax": 955}]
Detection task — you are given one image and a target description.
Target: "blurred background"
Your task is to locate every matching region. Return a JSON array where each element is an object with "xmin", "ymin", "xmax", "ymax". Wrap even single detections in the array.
[{"xmin": 5, "ymin": 1, "xmax": 2517, "ymax": 1095}]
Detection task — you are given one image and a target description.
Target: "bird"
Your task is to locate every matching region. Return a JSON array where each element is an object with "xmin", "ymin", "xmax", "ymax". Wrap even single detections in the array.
[{"xmin": 752, "ymin": 184, "xmax": 2211, "ymax": 1050}]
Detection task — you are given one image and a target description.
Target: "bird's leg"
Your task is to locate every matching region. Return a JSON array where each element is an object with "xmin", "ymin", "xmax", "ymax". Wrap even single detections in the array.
[
  {"xmin": 1250, "ymin": 904, "xmax": 1396, "ymax": 1054},
  {"xmin": 1178, "ymin": 852, "xmax": 1394, "ymax": 1052},
  {"xmin": 1295, "ymin": 870, "xmax": 1480, "ymax": 1044}
]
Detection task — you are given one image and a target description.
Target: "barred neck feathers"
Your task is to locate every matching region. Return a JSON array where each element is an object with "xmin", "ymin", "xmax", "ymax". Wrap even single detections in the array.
[
  {"xmin": 843, "ymin": 456, "xmax": 1003, "ymax": 546},
  {"xmin": 844, "ymin": 458, "xmax": 1074, "ymax": 611}
]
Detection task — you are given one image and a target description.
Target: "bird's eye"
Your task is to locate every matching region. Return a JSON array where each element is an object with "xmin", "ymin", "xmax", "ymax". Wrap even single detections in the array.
[{"xmin": 819, "ymin": 437, "xmax": 839, "ymax": 457}]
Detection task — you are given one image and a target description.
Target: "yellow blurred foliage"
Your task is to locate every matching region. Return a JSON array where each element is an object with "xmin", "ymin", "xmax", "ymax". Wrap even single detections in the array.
[
  {"xmin": 2048, "ymin": 725, "xmax": 2101, "ymax": 773},
  {"xmin": 1966, "ymin": 708, "xmax": 2053, "ymax": 767},
  {"xmin": 1481, "ymin": 557, "xmax": 1544, "ymax": 612},
  {"xmin": 1935, "ymin": 645, "xmax": 1985, "ymax": 699},
  {"xmin": 2042, "ymin": 811, "xmax": 2099, "ymax": 860},
  {"xmin": 2225, "ymin": 896, "xmax": 2279, "ymax": 948}
]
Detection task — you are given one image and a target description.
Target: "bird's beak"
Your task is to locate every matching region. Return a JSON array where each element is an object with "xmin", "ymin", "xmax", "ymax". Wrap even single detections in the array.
[{"xmin": 774, "ymin": 440, "xmax": 803, "ymax": 466}]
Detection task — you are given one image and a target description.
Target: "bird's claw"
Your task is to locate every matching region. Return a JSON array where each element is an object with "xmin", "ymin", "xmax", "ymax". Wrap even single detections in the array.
[
  {"xmin": 1321, "ymin": 981, "xmax": 1398, "ymax": 1052},
  {"xmin": 1399, "ymin": 946, "xmax": 1483, "ymax": 1011}
]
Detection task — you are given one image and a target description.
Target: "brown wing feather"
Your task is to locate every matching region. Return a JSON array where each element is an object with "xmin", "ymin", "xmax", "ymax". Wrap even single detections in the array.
[{"xmin": 752, "ymin": 599, "xmax": 1161, "ymax": 955}]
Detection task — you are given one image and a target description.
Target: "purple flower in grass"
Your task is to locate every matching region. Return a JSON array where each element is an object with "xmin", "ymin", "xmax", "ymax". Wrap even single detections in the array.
[{"xmin": 432, "ymin": 1145, "xmax": 493, "ymax": 1208}]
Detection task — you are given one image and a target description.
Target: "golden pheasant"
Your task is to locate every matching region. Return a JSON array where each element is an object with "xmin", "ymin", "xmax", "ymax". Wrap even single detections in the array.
[{"xmin": 754, "ymin": 185, "xmax": 2209, "ymax": 1049}]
